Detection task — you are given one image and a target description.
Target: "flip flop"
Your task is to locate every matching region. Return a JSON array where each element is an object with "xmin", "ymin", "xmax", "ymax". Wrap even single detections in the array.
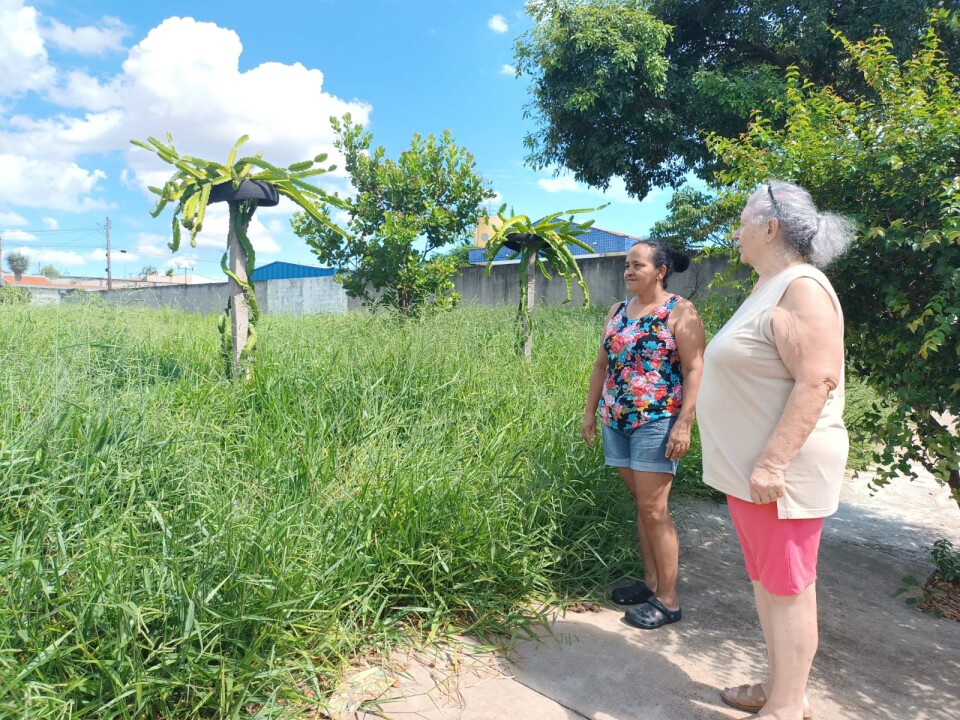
[
  {"xmin": 623, "ymin": 597, "xmax": 682, "ymax": 629},
  {"xmin": 721, "ymin": 684, "xmax": 814, "ymax": 719},
  {"xmin": 611, "ymin": 581, "xmax": 654, "ymax": 606}
]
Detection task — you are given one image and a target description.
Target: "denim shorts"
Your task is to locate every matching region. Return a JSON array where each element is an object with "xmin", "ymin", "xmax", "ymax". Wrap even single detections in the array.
[{"xmin": 601, "ymin": 416, "xmax": 679, "ymax": 475}]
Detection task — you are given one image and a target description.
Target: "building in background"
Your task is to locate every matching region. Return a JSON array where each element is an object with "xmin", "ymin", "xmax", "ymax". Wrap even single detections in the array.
[
  {"xmin": 468, "ymin": 225, "xmax": 642, "ymax": 264},
  {"xmin": 251, "ymin": 261, "xmax": 336, "ymax": 282}
]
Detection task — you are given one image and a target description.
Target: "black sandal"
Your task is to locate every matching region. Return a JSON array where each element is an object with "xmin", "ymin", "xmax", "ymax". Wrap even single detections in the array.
[
  {"xmin": 623, "ymin": 597, "xmax": 682, "ymax": 629},
  {"xmin": 611, "ymin": 581, "xmax": 654, "ymax": 606}
]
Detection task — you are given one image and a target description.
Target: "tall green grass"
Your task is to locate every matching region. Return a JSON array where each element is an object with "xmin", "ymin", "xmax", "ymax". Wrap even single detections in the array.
[
  {"xmin": 0, "ymin": 302, "xmax": 676, "ymax": 718},
  {"xmin": 0, "ymin": 300, "xmax": 879, "ymax": 718}
]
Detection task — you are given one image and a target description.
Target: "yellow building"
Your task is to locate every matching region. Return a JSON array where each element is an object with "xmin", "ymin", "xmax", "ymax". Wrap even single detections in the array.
[{"xmin": 473, "ymin": 214, "xmax": 504, "ymax": 248}]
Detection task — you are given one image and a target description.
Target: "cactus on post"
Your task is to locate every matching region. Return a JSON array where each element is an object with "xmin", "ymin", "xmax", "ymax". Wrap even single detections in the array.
[
  {"xmin": 484, "ymin": 204, "xmax": 605, "ymax": 359},
  {"xmin": 131, "ymin": 134, "xmax": 344, "ymax": 377}
]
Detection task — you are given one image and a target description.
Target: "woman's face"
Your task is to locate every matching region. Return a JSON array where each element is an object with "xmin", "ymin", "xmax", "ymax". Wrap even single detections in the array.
[
  {"xmin": 732, "ymin": 197, "xmax": 768, "ymax": 268},
  {"xmin": 624, "ymin": 244, "xmax": 665, "ymax": 294}
]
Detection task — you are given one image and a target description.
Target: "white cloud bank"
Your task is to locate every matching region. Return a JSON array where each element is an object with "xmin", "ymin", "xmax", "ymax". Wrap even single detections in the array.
[{"xmin": 0, "ymin": 2, "xmax": 371, "ymax": 225}]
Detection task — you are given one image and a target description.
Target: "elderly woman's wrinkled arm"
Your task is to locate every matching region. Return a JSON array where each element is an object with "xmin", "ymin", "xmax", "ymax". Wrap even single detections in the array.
[{"xmin": 750, "ymin": 278, "xmax": 843, "ymax": 505}]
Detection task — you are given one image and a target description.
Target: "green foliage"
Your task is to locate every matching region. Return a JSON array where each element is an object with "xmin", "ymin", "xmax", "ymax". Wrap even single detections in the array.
[
  {"xmin": 131, "ymin": 134, "xmax": 343, "ymax": 376},
  {"xmin": 895, "ymin": 538, "xmax": 960, "ymax": 613},
  {"xmin": 38, "ymin": 264, "xmax": 61, "ymax": 278},
  {"xmin": 0, "ymin": 285, "xmax": 31, "ymax": 305},
  {"xmin": 515, "ymin": 0, "xmax": 959, "ymax": 199},
  {"xmin": 0, "ymin": 301, "xmax": 707, "ymax": 718},
  {"xmin": 6, "ymin": 250, "xmax": 29, "ymax": 276},
  {"xmin": 484, "ymin": 204, "xmax": 603, "ymax": 357},
  {"xmin": 515, "ymin": 0, "xmax": 672, "ymax": 198},
  {"xmin": 930, "ymin": 538, "xmax": 960, "ymax": 584},
  {"xmin": 703, "ymin": 15, "xmax": 960, "ymax": 492},
  {"xmin": 649, "ymin": 187, "xmax": 745, "ymax": 251},
  {"xmin": 131, "ymin": 134, "xmax": 341, "ymax": 252},
  {"xmin": 293, "ymin": 114, "xmax": 494, "ymax": 315}
]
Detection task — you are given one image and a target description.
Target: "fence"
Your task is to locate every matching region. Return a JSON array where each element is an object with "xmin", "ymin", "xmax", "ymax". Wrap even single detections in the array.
[{"xmin": 22, "ymin": 253, "xmax": 736, "ymax": 315}]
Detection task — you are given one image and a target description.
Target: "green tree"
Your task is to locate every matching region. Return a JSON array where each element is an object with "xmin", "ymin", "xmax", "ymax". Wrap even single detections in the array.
[
  {"xmin": 515, "ymin": 0, "xmax": 960, "ymax": 200},
  {"xmin": 484, "ymin": 205, "xmax": 602, "ymax": 359},
  {"xmin": 0, "ymin": 285, "xmax": 30, "ymax": 304},
  {"xmin": 6, "ymin": 251, "xmax": 29, "ymax": 280},
  {"xmin": 141, "ymin": 264, "xmax": 158, "ymax": 278},
  {"xmin": 38, "ymin": 264, "xmax": 61, "ymax": 278},
  {"xmin": 292, "ymin": 114, "xmax": 495, "ymax": 315},
  {"xmin": 131, "ymin": 134, "xmax": 342, "ymax": 377},
  {"xmin": 675, "ymin": 16, "xmax": 960, "ymax": 508}
]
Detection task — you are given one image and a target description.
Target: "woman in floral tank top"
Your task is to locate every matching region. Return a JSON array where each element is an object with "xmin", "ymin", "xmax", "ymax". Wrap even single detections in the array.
[{"xmin": 583, "ymin": 240, "xmax": 705, "ymax": 629}]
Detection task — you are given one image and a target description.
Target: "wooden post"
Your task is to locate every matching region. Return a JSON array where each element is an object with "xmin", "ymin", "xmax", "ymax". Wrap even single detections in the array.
[
  {"xmin": 522, "ymin": 250, "xmax": 536, "ymax": 360},
  {"xmin": 227, "ymin": 203, "xmax": 249, "ymax": 378}
]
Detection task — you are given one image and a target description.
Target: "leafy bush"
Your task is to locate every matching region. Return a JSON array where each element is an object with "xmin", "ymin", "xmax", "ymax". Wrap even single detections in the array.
[{"xmin": 0, "ymin": 285, "xmax": 31, "ymax": 305}]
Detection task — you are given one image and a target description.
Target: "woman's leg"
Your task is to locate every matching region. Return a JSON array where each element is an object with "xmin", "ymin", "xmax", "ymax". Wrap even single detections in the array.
[
  {"xmin": 756, "ymin": 581, "xmax": 818, "ymax": 720},
  {"xmin": 625, "ymin": 469, "xmax": 679, "ymax": 609},
  {"xmin": 617, "ymin": 467, "xmax": 658, "ymax": 591},
  {"xmin": 753, "ymin": 581, "xmax": 776, "ymax": 690}
]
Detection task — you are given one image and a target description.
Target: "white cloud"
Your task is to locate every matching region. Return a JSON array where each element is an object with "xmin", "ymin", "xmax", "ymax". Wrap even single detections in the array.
[
  {"xmin": 2, "ymin": 15, "xmax": 372, "ymax": 211},
  {"xmin": 0, "ymin": 211, "xmax": 28, "ymax": 226},
  {"xmin": 133, "ymin": 233, "xmax": 171, "ymax": 258},
  {"xmin": 500, "ymin": 64, "xmax": 516, "ymax": 76},
  {"xmin": 538, "ymin": 175, "xmax": 579, "ymax": 193},
  {"xmin": 40, "ymin": 16, "xmax": 128, "ymax": 55},
  {"xmin": 488, "ymin": 14, "xmax": 509, "ymax": 33},
  {"xmin": 167, "ymin": 254, "xmax": 199, "ymax": 270},
  {"xmin": 0, "ymin": 0, "xmax": 54, "ymax": 95},
  {"xmin": 536, "ymin": 172, "xmax": 668, "ymax": 206},
  {"xmin": 11, "ymin": 245, "xmax": 85, "ymax": 267},
  {"xmin": 3, "ymin": 229, "xmax": 37, "ymax": 242},
  {"xmin": 0, "ymin": 154, "xmax": 107, "ymax": 211},
  {"xmin": 41, "ymin": 217, "xmax": 59, "ymax": 230},
  {"xmin": 88, "ymin": 247, "xmax": 140, "ymax": 263}
]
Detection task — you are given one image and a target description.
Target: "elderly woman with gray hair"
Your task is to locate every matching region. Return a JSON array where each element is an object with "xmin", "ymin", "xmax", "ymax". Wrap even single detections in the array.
[{"xmin": 697, "ymin": 180, "xmax": 854, "ymax": 720}]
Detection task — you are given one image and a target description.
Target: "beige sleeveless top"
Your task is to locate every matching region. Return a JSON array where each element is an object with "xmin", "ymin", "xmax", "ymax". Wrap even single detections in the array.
[{"xmin": 698, "ymin": 264, "xmax": 848, "ymax": 519}]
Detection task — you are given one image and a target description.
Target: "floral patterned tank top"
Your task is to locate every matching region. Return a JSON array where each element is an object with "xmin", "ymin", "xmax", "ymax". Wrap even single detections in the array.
[{"xmin": 599, "ymin": 295, "xmax": 683, "ymax": 432}]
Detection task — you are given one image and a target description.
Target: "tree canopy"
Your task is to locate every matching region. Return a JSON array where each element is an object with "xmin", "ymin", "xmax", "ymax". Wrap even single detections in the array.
[
  {"xmin": 293, "ymin": 115, "xmax": 494, "ymax": 314},
  {"xmin": 671, "ymin": 15, "xmax": 960, "ymax": 503},
  {"xmin": 515, "ymin": 0, "xmax": 960, "ymax": 200},
  {"xmin": 6, "ymin": 251, "xmax": 29, "ymax": 276}
]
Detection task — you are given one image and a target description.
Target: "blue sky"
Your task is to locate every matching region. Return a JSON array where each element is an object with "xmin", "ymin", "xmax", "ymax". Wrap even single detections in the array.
[{"xmin": 0, "ymin": 0, "xmax": 679, "ymax": 280}]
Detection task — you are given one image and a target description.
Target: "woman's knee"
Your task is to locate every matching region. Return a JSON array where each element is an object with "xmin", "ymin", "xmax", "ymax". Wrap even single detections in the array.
[{"xmin": 636, "ymin": 498, "xmax": 671, "ymax": 525}]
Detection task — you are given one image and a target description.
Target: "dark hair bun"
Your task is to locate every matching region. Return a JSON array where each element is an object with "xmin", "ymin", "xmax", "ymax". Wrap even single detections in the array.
[{"xmin": 669, "ymin": 249, "xmax": 691, "ymax": 273}]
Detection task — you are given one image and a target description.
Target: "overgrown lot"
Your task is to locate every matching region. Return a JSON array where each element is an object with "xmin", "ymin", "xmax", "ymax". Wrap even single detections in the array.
[{"xmin": 0, "ymin": 301, "xmax": 879, "ymax": 718}]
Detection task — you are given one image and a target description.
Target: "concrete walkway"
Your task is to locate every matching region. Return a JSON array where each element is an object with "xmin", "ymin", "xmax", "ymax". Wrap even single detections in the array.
[{"xmin": 335, "ymin": 470, "xmax": 960, "ymax": 720}]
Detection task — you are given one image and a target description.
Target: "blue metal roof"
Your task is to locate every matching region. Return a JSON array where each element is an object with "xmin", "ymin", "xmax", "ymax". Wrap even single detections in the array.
[
  {"xmin": 251, "ymin": 261, "xmax": 337, "ymax": 281},
  {"xmin": 468, "ymin": 225, "xmax": 640, "ymax": 263}
]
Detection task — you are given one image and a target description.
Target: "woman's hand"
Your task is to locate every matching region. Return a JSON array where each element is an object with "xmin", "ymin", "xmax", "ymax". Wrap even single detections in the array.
[
  {"xmin": 749, "ymin": 462, "xmax": 787, "ymax": 504},
  {"xmin": 665, "ymin": 421, "xmax": 691, "ymax": 460},
  {"xmin": 582, "ymin": 413, "xmax": 598, "ymax": 447}
]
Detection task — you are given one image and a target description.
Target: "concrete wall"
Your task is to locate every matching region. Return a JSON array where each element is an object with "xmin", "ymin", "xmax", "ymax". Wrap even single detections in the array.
[
  {"xmin": 64, "ymin": 281, "xmax": 234, "ymax": 314},
  {"xmin": 455, "ymin": 252, "xmax": 734, "ymax": 307},
  {"xmin": 51, "ymin": 275, "xmax": 350, "ymax": 316},
  {"xmin": 257, "ymin": 275, "xmax": 350, "ymax": 315},
  {"xmin": 23, "ymin": 253, "xmax": 739, "ymax": 314}
]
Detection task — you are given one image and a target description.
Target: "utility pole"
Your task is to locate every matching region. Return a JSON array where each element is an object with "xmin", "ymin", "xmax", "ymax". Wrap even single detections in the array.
[
  {"xmin": 0, "ymin": 232, "xmax": 4, "ymax": 287},
  {"xmin": 105, "ymin": 216, "xmax": 113, "ymax": 290}
]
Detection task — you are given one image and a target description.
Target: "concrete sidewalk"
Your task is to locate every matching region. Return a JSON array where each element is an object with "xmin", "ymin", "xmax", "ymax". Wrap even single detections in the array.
[{"xmin": 338, "ymin": 471, "xmax": 960, "ymax": 720}]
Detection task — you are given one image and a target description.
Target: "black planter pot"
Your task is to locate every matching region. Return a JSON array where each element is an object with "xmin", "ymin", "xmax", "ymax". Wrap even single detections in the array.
[
  {"xmin": 208, "ymin": 179, "xmax": 280, "ymax": 207},
  {"xmin": 504, "ymin": 232, "xmax": 542, "ymax": 252}
]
